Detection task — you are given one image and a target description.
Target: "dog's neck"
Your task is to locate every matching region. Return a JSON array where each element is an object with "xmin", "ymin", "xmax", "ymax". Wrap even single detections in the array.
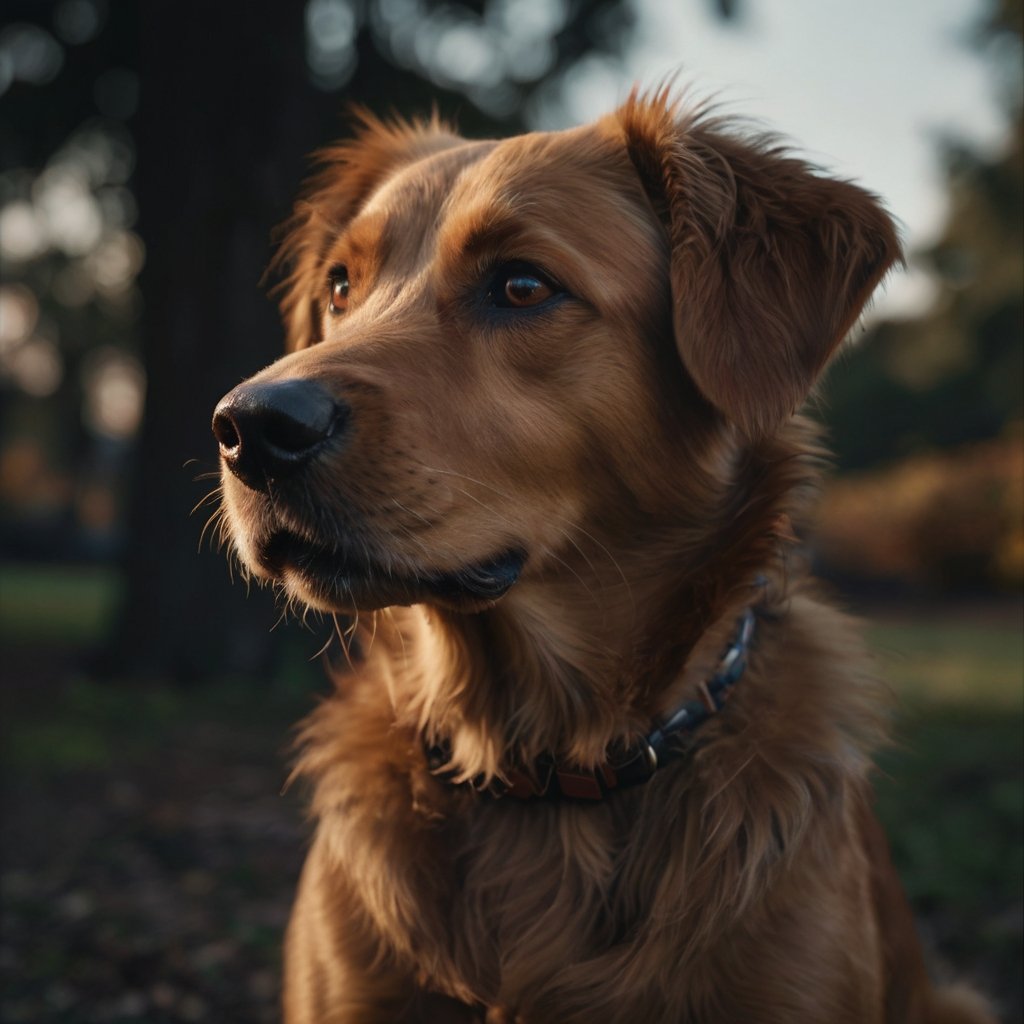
[
  {"xmin": 391, "ymin": 423, "xmax": 818, "ymax": 785},
  {"xmin": 402, "ymin": 558, "xmax": 754, "ymax": 782}
]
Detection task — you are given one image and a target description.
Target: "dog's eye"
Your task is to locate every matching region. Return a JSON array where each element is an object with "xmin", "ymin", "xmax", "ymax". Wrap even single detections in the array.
[
  {"xmin": 327, "ymin": 265, "xmax": 349, "ymax": 314},
  {"xmin": 489, "ymin": 262, "xmax": 558, "ymax": 309}
]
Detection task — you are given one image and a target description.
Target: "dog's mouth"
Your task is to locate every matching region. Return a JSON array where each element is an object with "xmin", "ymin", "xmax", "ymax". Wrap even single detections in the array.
[{"xmin": 256, "ymin": 529, "xmax": 526, "ymax": 612}]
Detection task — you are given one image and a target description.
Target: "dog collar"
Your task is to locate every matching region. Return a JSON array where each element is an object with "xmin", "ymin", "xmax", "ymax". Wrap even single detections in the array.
[{"xmin": 426, "ymin": 606, "xmax": 757, "ymax": 801}]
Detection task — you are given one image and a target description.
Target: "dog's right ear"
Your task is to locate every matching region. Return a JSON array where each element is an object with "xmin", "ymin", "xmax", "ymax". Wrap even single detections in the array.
[
  {"xmin": 270, "ymin": 111, "xmax": 459, "ymax": 352},
  {"xmin": 617, "ymin": 94, "xmax": 902, "ymax": 439}
]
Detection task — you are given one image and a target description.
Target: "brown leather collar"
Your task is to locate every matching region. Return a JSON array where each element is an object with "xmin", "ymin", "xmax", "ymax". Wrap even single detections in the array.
[{"xmin": 426, "ymin": 606, "xmax": 758, "ymax": 801}]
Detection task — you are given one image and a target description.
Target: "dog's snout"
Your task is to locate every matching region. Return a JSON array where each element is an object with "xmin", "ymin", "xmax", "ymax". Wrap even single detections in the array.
[{"xmin": 213, "ymin": 379, "xmax": 345, "ymax": 491}]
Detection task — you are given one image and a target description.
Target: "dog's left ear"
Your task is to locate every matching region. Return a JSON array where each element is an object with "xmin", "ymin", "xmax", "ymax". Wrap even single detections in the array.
[{"xmin": 617, "ymin": 98, "xmax": 902, "ymax": 438}]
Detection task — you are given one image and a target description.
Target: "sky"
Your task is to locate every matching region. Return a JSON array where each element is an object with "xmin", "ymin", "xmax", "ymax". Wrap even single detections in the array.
[{"xmin": 541, "ymin": 0, "xmax": 1019, "ymax": 318}]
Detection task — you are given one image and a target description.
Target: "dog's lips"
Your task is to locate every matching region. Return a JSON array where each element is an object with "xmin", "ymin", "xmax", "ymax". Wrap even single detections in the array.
[{"xmin": 257, "ymin": 530, "xmax": 525, "ymax": 611}]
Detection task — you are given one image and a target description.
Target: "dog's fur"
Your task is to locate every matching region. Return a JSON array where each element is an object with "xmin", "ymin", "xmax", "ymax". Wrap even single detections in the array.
[{"xmin": 214, "ymin": 93, "xmax": 996, "ymax": 1022}]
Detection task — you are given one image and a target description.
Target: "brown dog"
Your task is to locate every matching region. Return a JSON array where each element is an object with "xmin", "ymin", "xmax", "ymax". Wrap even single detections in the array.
[{"xmin": 212, "ymin": 92, "xmax": 996, "ymax": 1023}]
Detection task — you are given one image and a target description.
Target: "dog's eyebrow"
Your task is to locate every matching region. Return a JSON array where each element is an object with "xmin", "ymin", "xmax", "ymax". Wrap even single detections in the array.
[
  {"xmin": 445, "ymin": 209, "xmax": 525, "ymax": 261},
  {"xmin": 444, "ymin": 170, "xmax": 606, "ymax": 258},
  {"xmin": 336, "ymin": 226, "xmax": 375, "ymax": 262},
  {"xmin": 313, "ymin": 212, "xmax": 387, "ymax": 276}
]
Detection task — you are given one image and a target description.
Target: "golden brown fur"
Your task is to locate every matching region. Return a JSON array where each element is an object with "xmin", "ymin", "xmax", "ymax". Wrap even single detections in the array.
[{"xmin": 214, "ymin": 92, "xmax": 997, "ymax": 1022}]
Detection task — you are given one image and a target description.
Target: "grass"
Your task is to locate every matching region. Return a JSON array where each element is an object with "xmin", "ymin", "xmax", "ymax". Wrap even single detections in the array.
[
  {"xmin": 4, "ymin": 676, "xmax": 186, "ymax": 773},
  {"xmin": 0, "ymin": 562, "xmax": 121, "ymax": 646},
  {"xmin": 865, "ymin": 616, "xmax": 1023, "ymax": 709},
  {"xmin": 0, "ymin": 562, "xmax": 319, "ymax": 776},
  {"xmin": 860, "ymin": 612, "xmax": 1022, "ymax": 914},
  {"xmin": 861, "ymin": 610, "xmax": 1022, "ymax": 998}
]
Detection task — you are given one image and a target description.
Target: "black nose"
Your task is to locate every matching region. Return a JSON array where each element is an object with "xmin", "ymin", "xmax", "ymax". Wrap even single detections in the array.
[{"xmin": 212, "ymin": 379, "xmax": 345, "ymax": 491}]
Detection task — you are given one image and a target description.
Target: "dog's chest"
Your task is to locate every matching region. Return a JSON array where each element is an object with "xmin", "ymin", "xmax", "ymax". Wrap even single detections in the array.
[
  {"xmin": 438, "ymin": 800, "xmax": 634, "ymax": 1003},
  {"xmin": 324, "ymin": 739, "xmax": 629, "ymax": 998}
]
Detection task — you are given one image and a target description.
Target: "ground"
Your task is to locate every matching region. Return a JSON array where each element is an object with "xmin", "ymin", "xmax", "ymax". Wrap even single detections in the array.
[{"xmin": 1, "ymin": 565, "xmax": 1021, "ymax": 1022}]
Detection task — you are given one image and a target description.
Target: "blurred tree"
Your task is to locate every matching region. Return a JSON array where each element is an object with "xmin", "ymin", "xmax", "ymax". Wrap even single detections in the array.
[
  {"xmin": 111, "ymin": 3, "xmax": 319, "ymax": 678},
  {"xmin": 824, "ymin": 0, "xmax": 1023, "ymax": 471},
  {"xmin": 0, "ymin": 1, "xmax": 143, "ymax": 560}
]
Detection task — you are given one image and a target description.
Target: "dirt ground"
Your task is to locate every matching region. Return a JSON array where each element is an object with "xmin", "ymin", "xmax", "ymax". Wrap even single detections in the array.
[{"xmin": 2, "ymin": 645, "xmax": 310, "ymax": 1023}]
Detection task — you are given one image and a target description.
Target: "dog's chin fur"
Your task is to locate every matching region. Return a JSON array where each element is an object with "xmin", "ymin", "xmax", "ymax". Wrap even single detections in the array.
[
  {"xmin": 256, "ymin": 530, "xmax": 525, "ymax": 614},
  {"xmin": 214, "ymin": 91, "xmax": 996, "ymax": 1023}
]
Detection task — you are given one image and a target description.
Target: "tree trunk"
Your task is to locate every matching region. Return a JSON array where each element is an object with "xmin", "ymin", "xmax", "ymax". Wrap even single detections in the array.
[{"xmin": 109, "ymin": 3, "xmax": 335, "ymax": 679}]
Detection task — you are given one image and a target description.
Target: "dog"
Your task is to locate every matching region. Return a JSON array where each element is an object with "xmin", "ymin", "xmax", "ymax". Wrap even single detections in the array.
[{"xmin": 212, "ymin": 91, "xmax": 996, "ymax": 1023}]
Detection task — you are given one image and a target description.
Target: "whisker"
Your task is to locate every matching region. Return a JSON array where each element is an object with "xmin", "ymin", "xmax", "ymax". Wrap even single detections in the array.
[
  {"xmin": 328, "ymin": 612, "xmax": 356, "ymax": 672},
  {"xmin": 310, "ymin": 627, "xmax": 334, "ymax": 661},
  {"xmin": 197, "ymin": 506, "xmax": 226, "ymax": 553},
  {"xmin": 190, "ymin": 486, "xmax": 223, "ymax": 517},
  {"xmin": 390, "ymin": 497, "xmax": 435, "ymax": 530},
  {"xmin": 366, "ymin": 610, "xmax": 379, "ymax": 656}
]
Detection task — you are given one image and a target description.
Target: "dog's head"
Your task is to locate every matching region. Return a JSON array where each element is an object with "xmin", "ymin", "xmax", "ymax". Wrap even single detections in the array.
[{"xmin": 212, "ymin": 95, "xmax": 900, "ymax": 615}]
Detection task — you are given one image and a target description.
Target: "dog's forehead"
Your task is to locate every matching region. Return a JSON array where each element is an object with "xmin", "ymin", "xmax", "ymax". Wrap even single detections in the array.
[
  {"xmin": 471, "ymin": 123, "xmax": 623, "ymax": 186},
  {"xmin": 359, "ymin": 140, "xmax": 495, "ymax": 222},
  {"xmin": 357, "ymin": 122, "xmax": 636, "ymax": 237},
  {"xmin": 442, "ymin": 122, "xmax": 637, "ymax": 218}
]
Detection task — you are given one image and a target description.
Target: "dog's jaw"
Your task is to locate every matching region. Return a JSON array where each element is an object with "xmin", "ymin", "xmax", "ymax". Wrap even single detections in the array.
[{"xmin": 247, "ymin": 525, "xmax": 527, "ymax": 614}]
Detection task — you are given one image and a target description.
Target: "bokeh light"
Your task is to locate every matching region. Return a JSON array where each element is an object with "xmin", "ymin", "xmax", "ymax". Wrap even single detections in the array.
[
  {"xmin": 0, "ymin": 23, "xmax": 64, "ymax": 94},
  {"xmin": 81, "ymin": 346, "xmax": 145, "ymax": 440}
]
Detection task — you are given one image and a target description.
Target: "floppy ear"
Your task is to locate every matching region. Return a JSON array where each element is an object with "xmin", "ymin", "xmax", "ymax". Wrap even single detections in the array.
[
  {"xmin": 270, "ymin": 110, "xmax": 460, "ymax": 352},
  {"xmin": 618, "ymin": 97, "xmax": 902, "ymax": 438}
]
